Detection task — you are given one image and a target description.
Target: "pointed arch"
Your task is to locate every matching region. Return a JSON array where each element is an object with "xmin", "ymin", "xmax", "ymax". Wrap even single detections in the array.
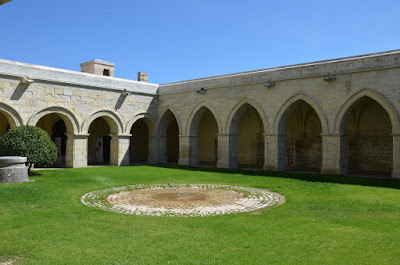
[
  {"xmin": 0, "ymin": 102, "xmax": 23, "ymax": 129},
  {"xmin": 82, "ymin": 110, "xmax": 123, "ymax": 135},
  {"xmin": 273, "ymin": 92, "xmax": 329, "ymax": 134},
  {"xmin": 186, "ymin": 102, "xmax": 222, "ymax": 135},
  {"xmin": 28, "ymin": 106, "xmax": 80, "ymax": 134},
  {"xmin": 334, "ymin": 89, "xmax": 400, "ymax": 134},
  {"xmin": 127, "ymin": 113, "xmax": 157, "ymax": 164},
  {"xmin": 226, "ymin": 98, "xmax": 269, "ymax": 134},
  {"xmin": 126, "ymin": 113, "xmax": 157, "ymax": 135},
  {"xmin": 157, "ymin": 105, "xmax": 182, "ymax": 136}
]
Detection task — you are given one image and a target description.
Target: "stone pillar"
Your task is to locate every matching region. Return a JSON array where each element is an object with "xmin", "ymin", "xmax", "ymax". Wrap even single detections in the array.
[
  {"xmin": 148, "ymin": 134, "xmax": 157, "ymax": 164},
  {"xmin": 263, "ymin": 134, "xmax": 286, "ymax": 171},
  {"xmin": 115, "ymin": 134, "xmax": 131, "ymax": 166},
  {"xmin": 66, "ymin": 133, "xmax": 88, "ymax": 168},
  {"xmin": 157, "ymin": 135, "xmax": 167, "ymax": 163},
  {"xmin": 178, "ymin": 135, "xmax": 189, "ymax": 165},
  {"xmin": 228, "ymin": 134, "xmax": 238, "ymax": 169},
  {"xmin": 392, "ymin": 134, "xmax": 400, "ymax": 179},
  {"xmin": 321, "ymin": 134, "xmax": 347, "ymax": 175},
  {"xmin": 216, "ymin": 134, "xmax": 230, "ymax": 168}
]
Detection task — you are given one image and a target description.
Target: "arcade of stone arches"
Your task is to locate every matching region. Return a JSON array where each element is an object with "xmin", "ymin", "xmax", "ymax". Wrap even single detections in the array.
[{"xmin": 0, "ymin": 92, "xmax": 396, "ymax": 177}]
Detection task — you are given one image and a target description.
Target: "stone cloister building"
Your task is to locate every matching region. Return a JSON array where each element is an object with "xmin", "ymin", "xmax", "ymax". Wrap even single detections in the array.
[{"xmin": 0, "ymin": 50, "xmax": 399, "ymax": 178}]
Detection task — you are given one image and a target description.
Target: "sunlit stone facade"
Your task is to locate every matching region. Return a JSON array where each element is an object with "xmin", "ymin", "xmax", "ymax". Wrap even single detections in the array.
[{"xmin": 1, "ymin": 50, "xmax": 400, "ymax": 178}]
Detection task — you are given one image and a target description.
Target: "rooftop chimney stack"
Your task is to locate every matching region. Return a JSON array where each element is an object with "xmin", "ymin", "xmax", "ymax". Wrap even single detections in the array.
[
  {"xmin": 80, "ymin": 59, "xmax": 115, "ymax": 77},
  {"xmin": 137, "ymin": 72, "xmax": 148, "ymax": 82}
]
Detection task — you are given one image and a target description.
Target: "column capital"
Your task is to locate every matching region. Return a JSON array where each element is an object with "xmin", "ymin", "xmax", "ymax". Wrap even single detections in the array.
[{"xmin": 65, "ymin": 133, "xmax": 89, "ymax": 139}]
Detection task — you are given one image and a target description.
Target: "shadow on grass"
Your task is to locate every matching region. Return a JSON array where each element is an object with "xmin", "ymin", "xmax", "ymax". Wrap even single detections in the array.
[
  {"xmin": 150, "ymin": 164, "xmax": 400, "ymax": 190},
  {"xmin": 29, "ymin": 171, "xmax": 43, "ymax": 177}
]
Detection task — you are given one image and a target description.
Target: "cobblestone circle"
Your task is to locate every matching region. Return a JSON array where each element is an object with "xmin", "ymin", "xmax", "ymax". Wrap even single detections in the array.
[{"xmin": 81, "ymin": 184, "xmax": 282, "ymax": 217}]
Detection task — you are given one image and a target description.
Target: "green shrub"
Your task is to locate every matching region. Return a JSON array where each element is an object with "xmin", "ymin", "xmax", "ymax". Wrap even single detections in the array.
[{"xmin": 0, "ymin": 125, "xmax": 57, "ymax": 172}]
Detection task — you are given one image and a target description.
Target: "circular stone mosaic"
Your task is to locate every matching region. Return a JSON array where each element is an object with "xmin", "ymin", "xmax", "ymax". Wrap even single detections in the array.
[{"xmin": 81, "ymin": 184, "xmax": 282, "ymax": 217}]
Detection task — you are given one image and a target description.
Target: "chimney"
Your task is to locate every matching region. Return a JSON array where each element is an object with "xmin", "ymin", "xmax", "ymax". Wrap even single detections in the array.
[
  {"xmin": 137, "ymin": 72, "xmax": 148, "ymax": 82},
  {"xmin": 80, "ymin": 59, "xmax": 115, "ymax": 77}
]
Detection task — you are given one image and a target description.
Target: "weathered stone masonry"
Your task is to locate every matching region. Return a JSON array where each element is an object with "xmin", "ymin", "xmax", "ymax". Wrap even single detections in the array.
[{"xmin": 1, "ymin": 50, "xmax": 400, "ymax": 178}]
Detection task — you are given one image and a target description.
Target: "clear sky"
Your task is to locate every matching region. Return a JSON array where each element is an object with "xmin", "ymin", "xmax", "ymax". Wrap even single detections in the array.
[{"xmin": 1, "ymin": 0, "xmax": 399, "ymax": 84}]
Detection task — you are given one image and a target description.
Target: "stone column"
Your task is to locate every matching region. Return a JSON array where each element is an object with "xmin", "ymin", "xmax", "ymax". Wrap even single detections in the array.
[
  {"xmin": 157, "ymin": 135, "xmax": 167, "ymax": 163},
  {"xmin": 66, "ymin": 133, "xmax": 88, "ymax": 168},
  {"xmin": 228, "ymin": 134, "xmax": 238, "ymax": 169},
  {"xmin": 178, "ymin": 135, "xmax": 198, "ymax": 166},
  {"xmin": 216, "ymin": 134, "xmax": 230, "ymax": 168},
  {"xmin": 392, "ymin": 134, "xmax": 400, "ymax": 179},
  {"xmin": 263, "ymin": 134, "xmax": 286, "ymax": 171},
  {"xmin": 114, "ymin": 134, "xmax": 131, "ymax": 166},
  {"xmin": 321, "ymin": 134, "xmax": 347, "ymax": 175},
  {"xmin": 148, "ymin": 134, "xmax": 157, "ymax": 164}
]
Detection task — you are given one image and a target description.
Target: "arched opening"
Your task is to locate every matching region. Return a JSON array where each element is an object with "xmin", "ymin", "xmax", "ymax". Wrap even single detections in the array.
[
  {"xmin": 237, "ymin": 106, "xmax": 264, "ymax": 168},
  {"xmin": 229, "ymin": 104, "xmax": 265, "ymax": 169},
  {"xmin": 88, "ymin": 117, "xmax": 112, "ymax": 165},
  {"xmin": 167, "ymin": 119, "xmax": 179, "ymax": 163},
  {"xmin": 196, "ymin": 108, "xmax": 218, "ymax": 166},
  {"xmin": 36, "ymin": 113, "xmax": 68, "ymax": 167},
  {"xmin": 158, "ymin": 110, "xmax": 180, "ymax": 164},
  {"xmin": 130, "ymin": 119, "xmax": 149, "ymax": 164},
  {"xmin": 280, "ymin": 101, "xmax": 322, "ymax": 172},
  {"xmin": 0, "ymin": 112, "xmax": 11, "ymax": 138},
  {"xmin": 343, "ymin": 97, "xmax": 392, "ymax": 176}
]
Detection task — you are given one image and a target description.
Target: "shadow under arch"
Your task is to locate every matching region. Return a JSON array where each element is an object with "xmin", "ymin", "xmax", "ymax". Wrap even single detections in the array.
[
  {"xmin": 186, "ymin": 103, "xmax": 220, "ymax": 166},
  {"xmin": 334, "ymin": 89, "xmax": 399, "ymax": 177},
  {"xmin": 334, "ymin": 89, "xmax": 400, "ymax": 135},
  {"xmin": 28, "ymin": 106, "xmax": 80, "ymax": 135},
  {"xmin": 82, "ymin": 110, "xmax": 124, "ymax": 166},
  {"xmin": 273, "ymin": 93, "xmax": 328, "ymax": 172},
  {"xmin": 226, "ymin": 99, "xmax": 267, "ymax": 169},
  {"xmin": 127, "ymin": 113, "xmax": 157, "ymax": 164},
  {"xmin": 225, "ymin": 98, "xmax": 269, "ymax": 135},
  {"xmin": 186, "ymin": 102, "xmax": 222, "ymax": 135},
  {"xmin": 28, "ymin": 106, "xmax": 81, "ymax": 168},
  {"xmin": 157, "ymin": 107, "xmax": 181, "ymax": 164},
  {"xmin": 81, "ymin": 109, "xmax": 123, "ymax": 135}
]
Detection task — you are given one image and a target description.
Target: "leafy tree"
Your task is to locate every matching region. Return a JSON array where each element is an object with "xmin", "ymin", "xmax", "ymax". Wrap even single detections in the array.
[{"xmin": 0, "ymin": 125, "xmax": 57, "ymax": 173}]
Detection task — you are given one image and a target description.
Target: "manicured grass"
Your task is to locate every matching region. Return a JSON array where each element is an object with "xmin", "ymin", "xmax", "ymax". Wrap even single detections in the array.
[{"xmin": 1, "ymin": 165, "xmax": 400, "ymax": 264}]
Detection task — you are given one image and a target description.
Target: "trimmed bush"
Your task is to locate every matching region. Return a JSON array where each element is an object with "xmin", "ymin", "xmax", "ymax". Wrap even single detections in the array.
[{"xmin": 0, "ymin": 126, "xmax": 57, "ymax": 172}]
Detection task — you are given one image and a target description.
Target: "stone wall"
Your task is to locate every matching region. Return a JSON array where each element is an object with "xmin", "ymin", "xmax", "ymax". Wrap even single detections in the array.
[
  {"xmin": 1, "ymin": 50, "xmax": 400, "ymax": 178},
  {"xmin": 0, "ymin": 59, "xmax": 158, "ymax": 167}
]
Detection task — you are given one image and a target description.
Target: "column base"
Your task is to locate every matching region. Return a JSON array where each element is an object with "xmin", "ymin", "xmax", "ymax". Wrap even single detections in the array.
[
  {"xmin": 263, "ymin": 164, "xmax": 278, "ymax": 171},
  {"xmin": 216, "ymin": 161, "xmax": 229, "ymax": 168},
  {"xmin": 178, "ymin": 158, "xmax": 189, "ymax": 166},
  {"xmin": 391, "ymin": 171, "xmax": 400, "ymax": 179}
]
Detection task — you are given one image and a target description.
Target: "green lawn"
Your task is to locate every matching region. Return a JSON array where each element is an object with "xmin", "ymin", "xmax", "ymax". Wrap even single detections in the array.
[{"xmin": 1, "ymin": 165, "xmax": 400, "ymax": 264}]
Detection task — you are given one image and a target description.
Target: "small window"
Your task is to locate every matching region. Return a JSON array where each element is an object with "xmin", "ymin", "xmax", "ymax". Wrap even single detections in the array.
[{"xmin": 103, "ymin": 69, "xmax": 110, "ymax": 76}]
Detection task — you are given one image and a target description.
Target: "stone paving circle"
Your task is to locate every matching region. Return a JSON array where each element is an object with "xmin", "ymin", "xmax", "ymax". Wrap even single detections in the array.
[{"xmin": 81, "ymin": 183, "xmax": 283, "ymax": 217}]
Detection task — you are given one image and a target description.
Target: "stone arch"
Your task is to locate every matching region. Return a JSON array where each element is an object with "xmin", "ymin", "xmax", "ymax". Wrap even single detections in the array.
[
  {"xmin": 126, "ymin": 113, "xmax": 157, "ymax": 134},
  {"xmin": 334, "ymin": 89, "xmax": 397, "ymax": 176},
  {"xmin": 186, "ymin": 102, "xmax": 222, "ymax": 135},
  {"xmin": 274, "ymin": 92, "xmax": 329, "ymax": 134},
  {"xmin": 226, "ymin": 99, "xmax": 266, "ymax": 169},
  {"xmin": 83, "ymin": 110, "xmax": 123, "ymax": 166},
  {"xmin": 82, "ymin": 110, "xmax": 123, "ymax": 135},
  {"xmin": 226, "ymin": 98, "xmax": 269, "ymax": 135},
  {"xmin": 157, "ymin": 106, "xmax": 182, "ymax": 136},
  {"xmin": 334, "ymin": 89, "xmax": 400, "ymax": 134},
  {"xmin": 274, "ymin": 93, "xmax": 326, "ymax": 172},
  {"xmin": 187, "ymin": 104, "xmax": 220, "ymax": 166},
  {"xmin": 28, "ymin": 106, "xmax": 80, "ymax": 135},
  {"xmin": 0, "ymin": 102, "xmax": 23, "ymax": 129},
  {"xmin": 127, "ymin": 113, "xmax": 157, "ymax": 164},
  {"xmin": 157, "ymin": 107, "xmax": 181, "ymax": 163},
  {"xmin": 29, "ymin": 106, "xmax": 80, "ymax": 168}
]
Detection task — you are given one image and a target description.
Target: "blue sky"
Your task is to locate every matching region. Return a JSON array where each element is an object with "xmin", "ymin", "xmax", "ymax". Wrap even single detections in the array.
[{"xmin": 0, "ymin": 0, "xmax": 399, "ymax": 84}]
